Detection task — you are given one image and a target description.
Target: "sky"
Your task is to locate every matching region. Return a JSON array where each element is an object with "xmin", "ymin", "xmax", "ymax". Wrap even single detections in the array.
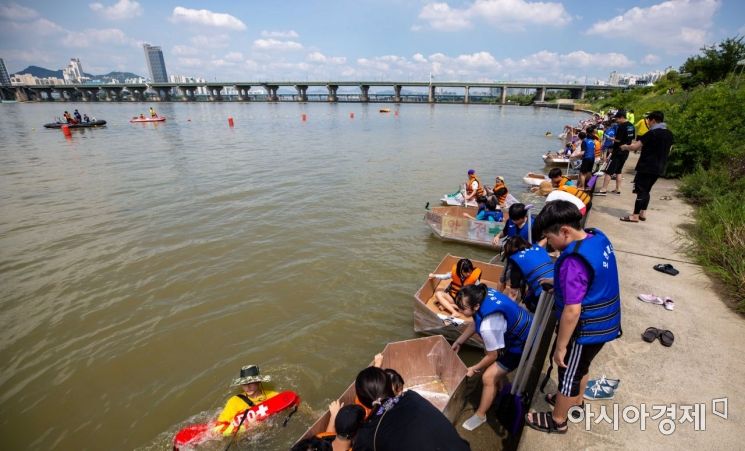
[{"xmin": 1, "ymin": 0, "xmax": 744, "ymax": 83}]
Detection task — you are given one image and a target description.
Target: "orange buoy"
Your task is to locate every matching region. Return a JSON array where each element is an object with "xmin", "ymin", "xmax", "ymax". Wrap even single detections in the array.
[
  {"xmin": 301, "ymin": 114, "xmax": 307, "ymax": 121},
  {"xmin": 228, "ymin": 117, "xmax": 234, "ymax": 127},
  {"xmin": 61, "ymin": 125, "xmax": 72, "ymax": 137}
]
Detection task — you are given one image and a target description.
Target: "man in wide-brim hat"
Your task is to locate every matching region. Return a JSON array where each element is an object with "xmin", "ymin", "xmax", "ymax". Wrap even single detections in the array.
[{"xmin": 214, "ymin": 365, "xmax": 279, "ymax": 435}]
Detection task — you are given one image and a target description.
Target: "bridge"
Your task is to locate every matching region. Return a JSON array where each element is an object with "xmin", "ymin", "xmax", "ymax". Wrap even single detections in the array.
[{"xmin": 2, "ymin": 80, "xmax": 623, "ymax": 104}]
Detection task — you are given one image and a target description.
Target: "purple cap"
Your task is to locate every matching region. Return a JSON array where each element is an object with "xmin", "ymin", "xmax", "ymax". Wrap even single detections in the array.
[{"xmin": 467, "ymin": 169, "xmax": 475, "ymax": 175}]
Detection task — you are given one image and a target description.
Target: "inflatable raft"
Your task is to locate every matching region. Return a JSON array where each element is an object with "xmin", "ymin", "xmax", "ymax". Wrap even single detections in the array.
[
  {"xmin": 173, "ymin": 390, "xmax": 300, "ymax": 450},
  {"xmin": 43, "ymin": 120, "xmax": 106, "ymax": 129},
  {"xmin": 130, "ymin": 116, "xmax": 166, "ymax": 123}
]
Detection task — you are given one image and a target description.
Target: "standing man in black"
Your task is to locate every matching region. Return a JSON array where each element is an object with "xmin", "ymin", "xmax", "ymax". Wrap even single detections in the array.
[
  {"xmin": 596, "ymin": 110, "xmax": 635, "ymax": 195},
  {"xmin": 619, "ymin": 111, "xmax": 674, "ymax": 222}
]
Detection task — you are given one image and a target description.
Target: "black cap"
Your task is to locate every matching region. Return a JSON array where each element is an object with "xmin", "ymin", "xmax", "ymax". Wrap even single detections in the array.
[{"xmin": 614, "ymin": 110, "xmax": 627, "ymax": 118}]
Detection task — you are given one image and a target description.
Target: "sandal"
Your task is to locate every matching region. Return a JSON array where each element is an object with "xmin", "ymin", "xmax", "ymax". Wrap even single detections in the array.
[
  {"xmin": 654, "ymin": 263, "xmax": 679, "ymax": 276},
  {"xmin": 610, "ymin": 190, "xmax": 621, "ymax": 195},
  {"xmin": 663, "ymin": 298, "xmax": 675, "ymax": 311},
  {"xmin": 525, "ymin": 411, "xmax": 568, "ymax": 434},
  {"xmin": 544, "ymin": 393, "xmax": 584, "ymax": 419},
  {"xmin": 639, "ymin": 216, "xmax": 647, "ymax": 221},
  {"xmin": 642, "ymin": 327, "xmax": 661, "ymax": 343},
  {"xmin": 620, "ymin": 216, "xmax": 639, "ymax": 223},
  {"xmin": 660, "ymin": 330, "xmax": 674, "ymax": 347}
]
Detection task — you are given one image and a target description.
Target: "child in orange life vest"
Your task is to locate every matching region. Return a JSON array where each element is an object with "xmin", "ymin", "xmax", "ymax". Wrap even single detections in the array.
[
  {"xmin": 429, "ymin": 258, "xmax": 482, "ymax": 317},
  {"xmin": 214, "ymin": 365, "xmax": 279, "ymax": 436}
]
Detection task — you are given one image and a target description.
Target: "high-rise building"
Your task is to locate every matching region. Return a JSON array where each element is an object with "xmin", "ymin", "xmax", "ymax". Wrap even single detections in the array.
[
  {"xmin": 0, "ymin": 58, "xmax": 11, "ymax": 87},
  {"xmin": 63, "ymin": 58, "xmax": 86, "ymax": 83},
  {"xmin": 143, "ymin": 44, "xmax": 168, "ymax": 83}
]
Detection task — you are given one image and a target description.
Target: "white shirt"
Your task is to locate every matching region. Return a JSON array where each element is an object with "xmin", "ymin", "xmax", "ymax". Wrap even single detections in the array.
[{"xmin": 479, "ymin": 313, "xmax": 507, "ymax": 352}]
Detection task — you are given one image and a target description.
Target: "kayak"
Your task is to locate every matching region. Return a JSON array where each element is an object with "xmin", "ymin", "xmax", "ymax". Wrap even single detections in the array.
[
  {"xmin": 130, "ymin": 116, "xmax": 166, "ymax": 123},
  {"xmin": 43, "ymin": 120, "xmax": 107, "ymax": 129},
  {"xmin": 173, "ymin": 390, "xmax": 300, "ymax": 450}
]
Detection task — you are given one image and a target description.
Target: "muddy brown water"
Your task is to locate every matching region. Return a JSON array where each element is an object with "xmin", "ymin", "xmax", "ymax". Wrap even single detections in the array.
[{"xmin": 0, "ymin": 102, "xmax": 583, "ymax": 450}]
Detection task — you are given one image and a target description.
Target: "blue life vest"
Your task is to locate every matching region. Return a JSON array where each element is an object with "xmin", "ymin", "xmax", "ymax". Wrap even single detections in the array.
[
  {"xmin": 474, "ymin": 288, "xmax": 533, "ymax": 354},
  {"xmin": 504, "ymin": 218, "xmax": 530, "ymax": 241},
  {"xmin": 603, "ymin": 126, "xmax": 616, "ymax": 149},
  {"xmin": 509, "ymin": 244, "xmax": 554, "ymax": 297},
  {"xmin": 478, "ymin": 210, "xmax": 503, "ymax": 222},
  {"xmin": 582, "ymin": 138, "xmax": 596, "ymax": 160},
  {"xmin": 554, "ymin": 229, "xmax": 622, "ymax": 345}
]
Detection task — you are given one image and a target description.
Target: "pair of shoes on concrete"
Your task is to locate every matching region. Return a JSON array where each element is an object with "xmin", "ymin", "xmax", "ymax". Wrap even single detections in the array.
[
  {"xmin": 584, "ymin": 375, "xmax": 620, "ymax": 400},
  {"xmin": 638, "ymin": 293, "xmax": 675, "ymax": 310}
]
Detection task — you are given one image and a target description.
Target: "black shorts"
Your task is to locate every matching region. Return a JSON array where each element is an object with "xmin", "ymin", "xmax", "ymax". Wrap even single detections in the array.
[
  {"xmin": 496, "ymin": 350, "xmax": 523, "ymax": 372},
  {"xmin": 606, "ymin": 152, "xmax": 628, "ymax": 175},
  {"xmin": 580, "ymin": 159, "xmax": 595, "ymax": 174},
  {"xmin": 557, "ymin": 339, "xmax": 604, "ymax": 397}
]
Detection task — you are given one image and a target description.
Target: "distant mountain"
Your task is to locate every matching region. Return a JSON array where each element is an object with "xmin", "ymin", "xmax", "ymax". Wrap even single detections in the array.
[{"xmin": 13, "ymin": 66, "xmax": 142, "ymax": 82}]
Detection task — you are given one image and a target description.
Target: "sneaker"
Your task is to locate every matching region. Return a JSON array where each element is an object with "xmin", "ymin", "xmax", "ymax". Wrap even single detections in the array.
[
  {"xmin": 588, "ymin": 375, "xmax": 620, "ymax": 390},
  {"xmin": 584, "ymin": 381, "xmax": 615, "ymax": 400},
  {"xmin": 462, "ymin": 414, "xmax": 487, "ymax": 431}
]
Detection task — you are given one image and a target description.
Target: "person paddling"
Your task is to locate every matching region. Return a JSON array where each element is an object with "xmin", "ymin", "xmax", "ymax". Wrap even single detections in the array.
[{"xmin": 149, "ymin": 106, "xmax": 158, "ymax": 118}]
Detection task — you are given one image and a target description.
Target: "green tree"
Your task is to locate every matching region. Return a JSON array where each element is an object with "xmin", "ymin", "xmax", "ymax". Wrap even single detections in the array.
[{"xmin": 680, "ymin": 36, "xmax": 745, "ymax": 88}]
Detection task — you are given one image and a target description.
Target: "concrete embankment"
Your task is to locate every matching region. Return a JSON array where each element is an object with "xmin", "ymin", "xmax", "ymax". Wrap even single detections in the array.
[{"xmin": 520, "ymin": 153, "xmax": 745, "ymax": 449}]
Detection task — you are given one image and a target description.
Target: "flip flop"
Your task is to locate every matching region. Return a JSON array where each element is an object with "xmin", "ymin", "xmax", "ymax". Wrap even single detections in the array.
[
  {"xmin": 654, "ymin": 263, "xmax": 679, "ymax": 276},
  {"xmin": 638, "ymin": 294, "xmax": 664, "ymax": 305},
  {"xmin": 594, "ymin": 191, "xmax": 607, "ymax": 196},
  {"xmin": 611, "ymin": 190, "xmax": 621, "ymax": 195},
  {"xmin": 642, "ymin": 327, "xmax": 661, "ymax": 343},
  {"xmin": 620, "ymin": 216, "xmax": 639, "ymax": 223},
  {"xmin": 660, "ymin": 330, "xmax": 674, "ymax": 347},
  {"xmin": 663, "ymin": 298, "xmax": 675, "ymax": 311},
  {"xmin": 639, "ymin": 216, "xmax": 647, "ymax": 221}
]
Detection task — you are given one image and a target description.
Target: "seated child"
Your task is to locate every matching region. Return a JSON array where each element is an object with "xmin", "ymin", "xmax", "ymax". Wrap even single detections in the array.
[{"xmin": 428, "ymin": 258, "xmax": 482, "ymax": 317}]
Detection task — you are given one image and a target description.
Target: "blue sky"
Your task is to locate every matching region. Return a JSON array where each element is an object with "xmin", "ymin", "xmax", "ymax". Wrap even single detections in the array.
[{"xmin": 1, "ymin": 0, "xmax": 743, "ymax": 83}]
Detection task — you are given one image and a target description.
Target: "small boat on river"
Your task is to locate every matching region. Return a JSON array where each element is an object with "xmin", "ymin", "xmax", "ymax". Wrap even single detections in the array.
[
  {"xmin": 294, "ymin": 335, "xmax": 468, "ymax": 443},
  {"xmin": 43, "ymin": 120, "xmax": 107, "ymax": 129},
  {"xmin": 414, "ymin": 254, "xmax": 504, "ymax": 348},
  {"xmin": 130, "ymin": 116, "xmax": 166, "ymax": 123},
  {"xmin": 424, "ymin": 205, "xmax": 504, "ymax": 248},
  {"xmin": 542, "ymin": 153, "xmax": 571, "ymax": 166},
  {"xmin": 523, "ymin": 172, "xmax": 548, "ymax": 186}
]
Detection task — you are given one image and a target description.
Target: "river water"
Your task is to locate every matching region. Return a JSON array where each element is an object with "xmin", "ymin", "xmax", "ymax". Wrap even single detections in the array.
[{"xmin": 0, "ymin": 102, "xmax": 583, "ymax": 450}]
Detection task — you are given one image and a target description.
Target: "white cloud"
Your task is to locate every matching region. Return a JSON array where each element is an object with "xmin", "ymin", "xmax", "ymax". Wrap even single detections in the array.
[
  {"xmin": 252, "ymin": 38, "xmax": 303, "ymax": 51},
  {"xmin": 89, "ymin": 0, "xmax": 142, "ymax": 20},
  {"xmin": 307, "ymin": 52, "xmax": 346, "ymax": 64},
  {"xmin": 417, "ymin": 0, "xmax": 570, "ymax": 32},
  {"xmin": 62, "ymin": 28, "xmax": 135, "ymax": 48},
  {"xmin": 177, "ymin": 57, "xmax": 203, "ymax": 68},
  {"xmin": 190, "ymin": 34, "xmax": 230, "ymax": 49},
  {"xmin": 170, "ymin": 6, "xmax": 246, "ymax": 31},
  {"xmin": 172, "ymin": 45, "xmax": 198, "ymax": 56},
  {"xmin": 587, "ymin": 0, "xmax": 721, "ymax": 53},
  {"xmin": 261, "ymin": 30, "xmax": 299, "ymax": 38},
  {"xmin": 642, "ymin": 54, "xmax": 660, "ymax": 64},
  {"xmin": 3, "ymin": 17, "xmax": 66, "ymax": 36},
  {"xmin": 0, "ymin": 2, "xmax": 38, "ymax": 20},
  {"xmin": 413, "ymin": 53, "xmax": 428, "ymax": 63},
  {"xmin": 224, "ymin": 51, "xmax": 244, "ymax": 62}
]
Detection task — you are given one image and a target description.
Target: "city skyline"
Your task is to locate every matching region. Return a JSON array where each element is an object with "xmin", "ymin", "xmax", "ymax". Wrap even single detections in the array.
[{"xmin": 1, "ymin": 0, "xmax": 744, "ymax": 84}]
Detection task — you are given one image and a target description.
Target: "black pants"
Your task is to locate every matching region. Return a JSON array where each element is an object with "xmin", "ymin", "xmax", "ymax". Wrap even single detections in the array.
[{"xmin": 633, "ymin": 173, "xmax": 659, "ymax": 214}]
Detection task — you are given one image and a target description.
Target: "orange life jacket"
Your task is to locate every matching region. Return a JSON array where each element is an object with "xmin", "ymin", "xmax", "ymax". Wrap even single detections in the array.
[
  {"xmin": 556, "ymin": 176, "xmax": 570, "ymax": 189},
  {"xmin": 594, "ymin": 139, "xmax": 602, "ymax": 158},
  {"xmin": 466, "ymin": 175, "xmax": 485, "ymax": 197},
  {"xmin": 492, "ymin": 181, "xmax": 508, "ymax": 206},
  {"xmin": 447, "ymin": 265, "xmax": 482, "ymax": 298},
  {"xmin": 559, "ymin": 185, "xmax": 591, "ymax": 205}
]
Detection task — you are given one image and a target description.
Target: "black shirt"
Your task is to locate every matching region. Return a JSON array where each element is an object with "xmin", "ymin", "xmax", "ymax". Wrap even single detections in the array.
[
  {"xmin": 612, "ymin": 121, "xmax": 636, "ymax": 155},
  {"xmin": 636, "ymin": 126, "xmax": 674, "ymax": 175},
  {"xmin": 354, "ymin": 391, "xmax": 470, "ymax": 451}
]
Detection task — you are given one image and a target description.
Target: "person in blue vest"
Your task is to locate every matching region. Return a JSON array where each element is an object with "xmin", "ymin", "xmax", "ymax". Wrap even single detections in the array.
[
  {"xmin": 451, "ymin": 284, "xmax": 533, "ymax": 431},
  {"xmin": 492, "ymin": 203, "xmax": 530, "ymax": 249},
  {"xmin": 502, "ymin": 236, "xmax": 554, "ymax": 312},
  {"xmin": 464, "ymin": 194, "xmax": 503, "ymax": 222},
  {"xmin": 525, "ymin": 200, "xmax": 622, "ymax": 434},
  {"xmin": 575, "ymin": 131, "xmax": 596, "ymax": 190}
]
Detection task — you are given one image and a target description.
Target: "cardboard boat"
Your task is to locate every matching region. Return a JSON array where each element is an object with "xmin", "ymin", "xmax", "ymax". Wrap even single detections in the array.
[
  {"xmin": 424, "ymin": 206, "xmax": 504, "ymax": 248},
  {"xmin": 295, "ymin": 336, "xmax": 468, "ymax": 443},
  {"xmin": 542, "ymin": 153, "xmax": 571, "ymax": 166},
  {"xmin": 523, "ymin": 172, "xmax": 548, "ymax": 186},
  {"xmin": 130, "ymin": 116, "xmax": 166, "ymax": 123},
  {"xmin": 414, "ymin": 254, "xmax": 504, "ymax": 348},
  {"xmin": 43, "ymin": 120, "xmax": 106, "ymax": 129}
]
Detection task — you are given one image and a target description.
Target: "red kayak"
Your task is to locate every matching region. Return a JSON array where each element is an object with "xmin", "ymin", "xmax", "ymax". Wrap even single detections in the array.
[
  {"xmin": 130, "ymin": 116, "xmax": 166, "ymax": 123},
  {"xmin": 173, "ymin": 391, "xmax": 300, "ymax": 450}
]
